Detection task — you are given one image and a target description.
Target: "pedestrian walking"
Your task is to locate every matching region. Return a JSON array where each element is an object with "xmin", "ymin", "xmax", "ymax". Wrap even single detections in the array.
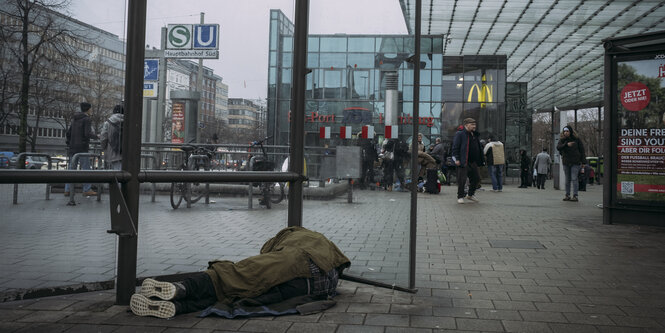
[
  {"xmin": 100, "ymin": 104, "xmax": 124, "ymax": 170},
  {"xmin": 557, "ymin": 126, "xmax": 586, "ymax": 201},
  {"xmin": 518, "ymin": 149, "xmax": 530, "ymax": 188},
  {"xmin": 483, "ymin": 135, "xmax": 505, "ymax": 192},
  {"xmin": 358, "ymin": 133, "xmax": 378, "ymax": 189},
  {"xmin": 64, "ymin": 102, "xmax": 98, "ymax": 196},
  {"xmin": 452, "ymin": 118, "xmax": 484, "ymax": 204},
  {"xmin": 533, "ymin": 148, "xmax": 551, "ymax": 189}
]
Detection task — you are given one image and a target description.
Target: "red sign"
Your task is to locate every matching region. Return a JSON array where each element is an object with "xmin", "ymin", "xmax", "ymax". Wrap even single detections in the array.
[
  {"xmin": 620, "ymin": 82, "xmax": 650, "ymax": 111},
  {"xmin": 171, "ymin": 102, "xmax": 185, "ymax": 144}
]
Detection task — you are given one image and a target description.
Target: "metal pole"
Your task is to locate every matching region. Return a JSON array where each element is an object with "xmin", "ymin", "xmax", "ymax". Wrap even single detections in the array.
[
  {"xmin": 196, "ymin": 13, "xmax": 204, "ymax": 143},
  {"xmin": 287, "ymin": 0, "xmax": 309, "ymax": 227},
  {"xmin": 409, "ymin": 0, "xmax": 422, "ymax": 291},
  {"xmin": 156, "ymin": 27, "xmax": 167, "ymax": 143},
  {"xmin": 116, "ymin": 0, "xmax": 147, "ymax": 305}
]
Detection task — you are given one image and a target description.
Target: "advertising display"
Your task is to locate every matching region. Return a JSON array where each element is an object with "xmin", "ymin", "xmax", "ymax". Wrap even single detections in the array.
[
  {"xmin": 615, "ymin": 53, "xmax": 665, "ymax": 203},
  {"xmin": 171, "ymin": 102, "xmax": 185, "ymax": 144}
]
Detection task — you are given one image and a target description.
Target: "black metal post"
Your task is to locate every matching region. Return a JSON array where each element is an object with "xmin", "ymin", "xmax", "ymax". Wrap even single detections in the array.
[
  {"xmin": 287, "ymin": 0, "xmax": 309, "ymax": 227},
  {"xmin": 409, "ymin": 0, "xmax": 421, "ymax": 291},
  {"xmin": 116, "ymin": 0, "xmax": 147, "ymax": 305}
]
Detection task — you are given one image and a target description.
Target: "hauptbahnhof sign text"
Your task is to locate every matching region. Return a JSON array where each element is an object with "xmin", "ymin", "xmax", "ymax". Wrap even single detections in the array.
[{"xmin": 166, "ymin": 24, "xmax": 220, "ymax": 59}]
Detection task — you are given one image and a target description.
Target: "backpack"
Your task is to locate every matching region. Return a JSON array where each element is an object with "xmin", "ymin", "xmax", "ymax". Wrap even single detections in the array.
[{"xmin": 109, "ymin": 121, "xmax": 122, "ymax": 154}]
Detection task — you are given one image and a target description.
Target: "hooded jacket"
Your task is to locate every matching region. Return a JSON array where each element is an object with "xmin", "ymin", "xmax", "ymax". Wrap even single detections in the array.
[
  {"xmin": 452, "ymin": 128, "xmax": 484, "ymax": 167},
  {"xmin": 100, "ymin": 113, "xmax": 124, "ymax": 163},
  {"xmin": 205, "ymin": 226, "xmax": 350, "ymax": 305},
  {"xmin": 556, "ymin": 127, "xmax": 586, "ymax": 166},
  {"xmin": 66, "ymin": 112, "xmax": 98, "ymax": 154}
]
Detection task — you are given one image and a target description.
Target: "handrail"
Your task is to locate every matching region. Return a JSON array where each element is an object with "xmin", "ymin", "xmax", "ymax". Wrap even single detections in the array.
[{"xmin": 0, "ymin": 170, "xmax": 302, "ymax": 184}]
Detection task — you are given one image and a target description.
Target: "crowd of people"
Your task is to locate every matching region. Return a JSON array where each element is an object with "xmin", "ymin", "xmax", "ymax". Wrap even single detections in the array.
[{"xmin": 356, "ymin": 117, "xmax": 596, "ymax": 204}]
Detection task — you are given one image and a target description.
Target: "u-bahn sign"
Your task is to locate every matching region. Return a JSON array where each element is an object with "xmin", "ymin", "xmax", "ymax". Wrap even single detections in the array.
[{"xmin": 165, "ymin": 24, "xmax": 220, "ymax": 59}]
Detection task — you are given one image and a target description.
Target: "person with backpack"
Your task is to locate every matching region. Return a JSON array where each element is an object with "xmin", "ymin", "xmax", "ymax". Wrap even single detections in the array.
[
  {"xmin": 483, "ymin": 135, "xmax": 505, "ymax": 192},
  {"xmin": 100, "ymin": 104, "xmax": 124, "ymax": 170}
]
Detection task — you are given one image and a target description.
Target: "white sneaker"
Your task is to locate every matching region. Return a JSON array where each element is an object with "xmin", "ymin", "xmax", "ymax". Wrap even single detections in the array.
[
  {"xmin": 466, "ymin": 195, "xmax": 479, "ymax": 202},
  {"xmin": 130, "ymin": 293, "xmax": 176, "ymax": 318},
  {"xmin": 457, "ymin": 198, "xmax": 464, "ymax": 204},
  {"xmin": 139, "ymin": 278, "xmax": 177, "ymax": 300}
]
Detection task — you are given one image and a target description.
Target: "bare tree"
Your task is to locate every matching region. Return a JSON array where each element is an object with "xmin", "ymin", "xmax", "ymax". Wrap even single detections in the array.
[
  {"xmin": 532, "ymin": 112, "xmax": 552, "ymax": 156},
  {"xmin": 0, "ymin": 0, "xmax": 79, "ymax": 153},
  {"xmin": 78, "ymin": 56, "xmax": 123, "ymax": 134},
  {"xmin": 574, "ymin": 108, "xmax": 602, "ymax": 157}
]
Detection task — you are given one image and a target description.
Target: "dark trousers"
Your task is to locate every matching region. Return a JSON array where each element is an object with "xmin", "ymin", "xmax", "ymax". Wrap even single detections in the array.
[
  {"xmin": 360, "ymin": 160, "xmax": 375, "ymax": 187},
  {"xmin": 173, "ymin": 273, "xmax": 217, "ymax": 314},
  {"xmin": 536, "ymin": 173, "xmax": 547, "ymax": 189},
  {"xmin": 520, "ymin": 170, "xmax": 529, "ymax": 187},
  {"xmin": 174, "ymin": 272, "xmax": 311, "ymax": 315},
  {"xmin": 456, "ymin": 162, "xmax": 480, "ymax": 199}
]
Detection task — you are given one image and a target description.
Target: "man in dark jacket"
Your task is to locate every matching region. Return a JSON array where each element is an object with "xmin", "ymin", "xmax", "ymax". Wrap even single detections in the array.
[
  {"xmin": 358, "ymin": 135, "xmax": 378, "ymax": 189},
  {"xmin": 64, "ymin": 102, "xmax": 98, "ymax": 196},
  {"xmin": 556, "ymin": 125, "xmax": 585, "ymax": 201},
  {"xmin": 452, "ymin": 118, "xmax": 485, "ymax": 203}
]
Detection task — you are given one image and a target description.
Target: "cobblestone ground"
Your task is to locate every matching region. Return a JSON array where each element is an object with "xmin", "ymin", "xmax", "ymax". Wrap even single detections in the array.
[{"xmin": 1, "ymin": 182, "xmax": 665, "ymax": 332}]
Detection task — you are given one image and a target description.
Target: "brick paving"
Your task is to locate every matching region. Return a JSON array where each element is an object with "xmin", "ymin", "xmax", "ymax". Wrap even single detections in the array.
[{"xmin": 1, "ymin": 182, "xmax": 665, "ymax": 332}]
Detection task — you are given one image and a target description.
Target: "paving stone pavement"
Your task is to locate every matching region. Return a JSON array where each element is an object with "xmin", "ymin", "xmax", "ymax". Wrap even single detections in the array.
[{"xmin": 1, "ymin": 182, "xmax": 665, "ymax": 332}]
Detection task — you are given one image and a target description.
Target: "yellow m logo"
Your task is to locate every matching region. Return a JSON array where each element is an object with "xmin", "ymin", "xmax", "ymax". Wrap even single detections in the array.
[{"xmin": 467, "ymin": 83, "xmax": 493, "ymax": 106}]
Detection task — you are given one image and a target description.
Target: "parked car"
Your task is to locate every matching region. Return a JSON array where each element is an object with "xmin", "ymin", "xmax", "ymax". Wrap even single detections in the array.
[
  {"xmin": 9, "ymin": 155, "xmax": 49, "ymax": 169},
  {"xmin": 0, "ymin": 156, "xmax": 10, "ymax": 169}
]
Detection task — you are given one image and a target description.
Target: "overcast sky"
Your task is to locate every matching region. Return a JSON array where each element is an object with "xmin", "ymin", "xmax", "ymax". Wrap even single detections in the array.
[{"xmin": 67, "ymin": 0, "xmax": 408, "ymax": 100}]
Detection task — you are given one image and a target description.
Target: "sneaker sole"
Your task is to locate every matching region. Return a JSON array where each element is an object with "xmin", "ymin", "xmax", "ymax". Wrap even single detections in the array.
[
  {"xmin": 140, "ymin": 278, "xmax": 176, "ymax": 300},
  {"xmin": 130, "ymin": 294, "xmax": 175, "ymax": 318}
]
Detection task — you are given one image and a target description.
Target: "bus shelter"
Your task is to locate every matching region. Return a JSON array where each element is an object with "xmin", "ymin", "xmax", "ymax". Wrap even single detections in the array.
[{"xmin": 603, "ymin": 31, "xmax": 665, "ymax": 225}]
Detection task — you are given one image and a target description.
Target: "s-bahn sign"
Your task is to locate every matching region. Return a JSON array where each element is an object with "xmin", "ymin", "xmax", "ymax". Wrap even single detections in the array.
[{"xmin": 166, "ymin": 24, "xmax": 220, "ymax": 59}]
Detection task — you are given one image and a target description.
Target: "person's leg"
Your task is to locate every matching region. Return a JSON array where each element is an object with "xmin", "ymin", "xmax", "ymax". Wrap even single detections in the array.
[
  {"xmin": 570, "ymin": 164, "xmax": 580, "ymax": 198},
  {"xmin": 489, "ymin": 165, "xmax": 498, "ymax": 190},
  {"xmin": 174, "ymin": 273, "xmax": 218, "ymax": 314},
  {"xmin": 467, "ymin": 163, "xmax": 480, "ymax": 197},
  {"xmin": 497, "ymin": 165, "xmax": 503, "ymax": 191},
  {"xmin": 456, "ymin": 166, "xmax": 468, "ymax": 198},
  {"xmin": 79, "ymin": 156, "xmax": 92, "ymax": 192},
  {"xmin": 563, "ymin": 165, "xmax": 572, "ymax": 196}
]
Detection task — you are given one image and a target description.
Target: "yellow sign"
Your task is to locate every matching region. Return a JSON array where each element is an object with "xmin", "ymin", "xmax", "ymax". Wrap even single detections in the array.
[{"xmin": 467, "ymin": 74, "xmax": 493, "ymax": 107}]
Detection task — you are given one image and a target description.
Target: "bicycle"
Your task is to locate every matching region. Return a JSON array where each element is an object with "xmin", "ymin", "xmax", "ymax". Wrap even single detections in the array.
[
  {"xmin": 249, "ymin": 137, "xmax": 285, "ymax": 209},
  {"xmin": 170, "ymin": 145, "xmax": 214, "ymax": 209}
]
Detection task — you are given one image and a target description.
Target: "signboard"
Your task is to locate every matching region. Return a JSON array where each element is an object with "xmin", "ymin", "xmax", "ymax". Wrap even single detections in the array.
[
  {"xmin": 143, "ymin": 82, "xmax": 158, "ymax": 97},
  {"xmin": 144, "ymin": 59, "xmax": 158, "ymax": 81},
  {"xmin": 172, "ymin": 102, "xmax": 185, "ymax": 144},
  {"xmin": 166, "ymin": 24, "xmax": 220, "ymax": 59},
  {"xmin": 615, "ymin": 53, "xmax": 665, "ymax": 203},
  {"xmin": 164, "ymin": 49, "xmax": 219, "ymax": 59}
]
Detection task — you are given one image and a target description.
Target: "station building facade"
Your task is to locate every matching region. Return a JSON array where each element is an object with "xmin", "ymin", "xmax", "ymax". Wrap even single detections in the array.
[{"xmin": 267, "ymin": 10, "xmax": 529, "ymax": 166}]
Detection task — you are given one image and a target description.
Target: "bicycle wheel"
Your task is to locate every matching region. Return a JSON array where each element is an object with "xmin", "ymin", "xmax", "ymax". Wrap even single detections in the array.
[
  {"xmin": 170, "ymin": 182, "xmax": 185, "ymax": 209},
  {"xmin": 187, "ymin": 160, "xmax": 208, "ymax": 204},
  {"xmin": 269, "ymin": 182, "xmax": 285, "ymax": 204}
]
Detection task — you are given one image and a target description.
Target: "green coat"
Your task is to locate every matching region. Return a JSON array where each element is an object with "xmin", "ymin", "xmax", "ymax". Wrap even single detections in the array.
[{"xmin": 205, "ymin": 226, "xmax": 351, "ymax": 305}]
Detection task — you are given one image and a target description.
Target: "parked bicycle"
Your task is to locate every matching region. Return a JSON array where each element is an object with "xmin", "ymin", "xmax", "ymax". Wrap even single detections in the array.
[
  {"xmin": 170, "ymin": 144, "xmax": 214, "ymax": 209},
  {"xmin": 249, "ymin": 136, "xmax": 285, "ymax": 209}
]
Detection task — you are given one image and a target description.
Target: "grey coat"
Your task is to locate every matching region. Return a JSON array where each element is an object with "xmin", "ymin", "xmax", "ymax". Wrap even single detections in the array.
[
  {"xmin": 100, "ymin": 113, "xmax": 124, "ymax": 164},
  {"xmin": 533, "ymin": 151, "xmax": 551, "ymax": 175}
]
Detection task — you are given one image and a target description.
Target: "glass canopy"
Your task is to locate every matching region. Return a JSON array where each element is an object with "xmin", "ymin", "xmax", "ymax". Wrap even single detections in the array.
[{"xmin": 399, "ymin": 0, "xmax": 665, "ymax": 111}]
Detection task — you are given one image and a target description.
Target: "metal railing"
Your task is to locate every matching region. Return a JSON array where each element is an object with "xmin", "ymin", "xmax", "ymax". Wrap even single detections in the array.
[{"xmin": 13, "ymin": 152, "xmax": 52, "ymax": 204}]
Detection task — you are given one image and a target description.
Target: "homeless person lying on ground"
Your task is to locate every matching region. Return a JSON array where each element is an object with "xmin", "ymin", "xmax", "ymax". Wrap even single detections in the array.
[{"xmin": 130, "ymin": 226, "xmax": 351, "ymax": 319}]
